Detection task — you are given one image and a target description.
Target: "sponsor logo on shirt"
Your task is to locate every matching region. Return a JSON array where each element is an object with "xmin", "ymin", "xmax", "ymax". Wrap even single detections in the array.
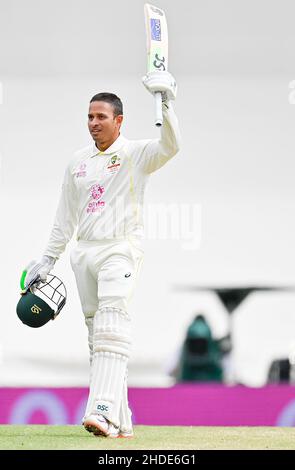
[
  {"xmin": 87, "ymin": 184, "xmax": 105, "ymax": 213},
  {"xmin": 76, "ymin": 163, "xmax": 87, "ymax": 178}
]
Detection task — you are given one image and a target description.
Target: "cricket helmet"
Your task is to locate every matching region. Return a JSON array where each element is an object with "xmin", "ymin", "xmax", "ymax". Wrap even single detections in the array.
[{"xmin": 16, "ymin": 274, "xmax": 67, "ymax": 328}]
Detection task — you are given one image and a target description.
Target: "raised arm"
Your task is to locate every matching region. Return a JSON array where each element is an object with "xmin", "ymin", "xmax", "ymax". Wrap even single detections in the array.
[{"xmin": 141, "ymin": 70, "xmax": 181, "ymax": 173}]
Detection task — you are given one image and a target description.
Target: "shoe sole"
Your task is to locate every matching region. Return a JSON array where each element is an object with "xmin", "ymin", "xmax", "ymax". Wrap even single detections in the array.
[
  {"xmin": 84, "ymin": 427, "xmax": 134, "ymax": 439},
  {"xmin": 84, "ymin": 418, "xmax": 109, "ymax": 437},
  {"xmin": 84, "ymin": 418, "xmax": 133, "ymax": 439}
]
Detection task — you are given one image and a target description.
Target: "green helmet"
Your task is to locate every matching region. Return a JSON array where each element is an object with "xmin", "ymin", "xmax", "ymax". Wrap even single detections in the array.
[{"xmin": 16, "ymin": 274, "xmax": 67, "ymax": 328}]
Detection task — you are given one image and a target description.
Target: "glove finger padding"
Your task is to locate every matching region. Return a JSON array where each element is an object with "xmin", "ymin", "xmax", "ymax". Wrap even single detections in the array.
[
  {"xmin": 24, "ymin": 256, "xmax": 56, "ymax": 288},
  {"xmin": 39, "ymin": 267, "xmax": 50, "ymax": 282},
  {"xmin": 24, "ymin": 260, "xmax": 37, "ymax": 273},
  {"xmin": 25, "ymin": 262, "xmax": 44, "ymax": 288},
  {"xmin": 142, "ymin": 70, "xmax": 177, "ymax": 101}
]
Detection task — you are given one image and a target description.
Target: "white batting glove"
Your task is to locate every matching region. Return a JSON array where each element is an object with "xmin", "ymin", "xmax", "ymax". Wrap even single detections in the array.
[
  {"xmin": 24, "ymin": 255, "xmax": 56, "ymax": 288},
  {"xmin": 142, "ymin": 71, "xmax": 177, "ymax": 102}
]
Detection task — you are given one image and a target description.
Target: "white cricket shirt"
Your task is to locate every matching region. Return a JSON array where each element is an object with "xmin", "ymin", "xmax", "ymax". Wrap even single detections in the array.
[{"xmin": 44, "ymin": 101, "xmax": 180, "ymax": 259}]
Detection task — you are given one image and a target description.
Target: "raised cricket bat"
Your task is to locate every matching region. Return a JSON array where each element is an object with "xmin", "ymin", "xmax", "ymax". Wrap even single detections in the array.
[{"xmin": 144, "ymin": 3, "xmax": 168, "ymax": 127}]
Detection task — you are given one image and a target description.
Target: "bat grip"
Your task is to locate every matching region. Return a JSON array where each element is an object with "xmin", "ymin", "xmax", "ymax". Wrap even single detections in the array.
[{"xmin": 154, "ymin": 92, "xmax": 163, "ymax": 127}]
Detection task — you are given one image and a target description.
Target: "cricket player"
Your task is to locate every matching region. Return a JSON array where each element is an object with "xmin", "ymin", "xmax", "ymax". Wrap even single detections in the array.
[{"xmin": 25, "ymin": 70, "xmax": 180, "ymax": 438}]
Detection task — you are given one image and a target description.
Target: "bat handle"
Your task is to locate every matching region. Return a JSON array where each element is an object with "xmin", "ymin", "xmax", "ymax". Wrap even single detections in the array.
[{"xmin": 154, "ymin": 92, "xmax": 163, "ymax": 127}]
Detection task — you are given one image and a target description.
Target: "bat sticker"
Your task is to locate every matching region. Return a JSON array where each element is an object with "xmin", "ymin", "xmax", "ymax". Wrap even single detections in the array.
[
  {"xmin": 151, "ymin": 18, "xmax": 161, "ymax": 41},
  {"xmin": 153, "ymin": 53, "xmax": 166, "ymax": 70}
]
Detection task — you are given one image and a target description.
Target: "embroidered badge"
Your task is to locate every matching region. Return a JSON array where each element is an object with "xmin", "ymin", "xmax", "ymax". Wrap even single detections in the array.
[
  {"xmin": 106, "ymin": 155, "xmax": 121, "ymax": 175},
  {"xmin": 76, "ymin": 162, "xmax": 87, "ymax": 178}
]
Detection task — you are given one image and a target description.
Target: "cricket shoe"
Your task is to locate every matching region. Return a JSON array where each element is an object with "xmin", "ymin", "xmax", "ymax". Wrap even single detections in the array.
[
  {"xmin": 118, "ymin": 429, "xmax": 134, "ymax": 439},
  {"xmin": 83, "ymin": 414, "xmax": 119, "ymax": 438}
]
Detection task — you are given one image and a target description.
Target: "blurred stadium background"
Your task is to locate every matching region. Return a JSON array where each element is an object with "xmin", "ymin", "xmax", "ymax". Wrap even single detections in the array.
[{"xmin": 1, "ymin": 0, "xmax": 295, "ymax": 428}]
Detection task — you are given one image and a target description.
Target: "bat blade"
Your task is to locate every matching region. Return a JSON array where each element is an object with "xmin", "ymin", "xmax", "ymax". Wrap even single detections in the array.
[{"xmin": 144, "ymin": 3, "xmax": 169, "ymax": 127}]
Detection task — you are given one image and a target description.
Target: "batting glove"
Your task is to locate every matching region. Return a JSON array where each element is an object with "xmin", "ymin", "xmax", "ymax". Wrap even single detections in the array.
[
  {"xmin": 142, "ymin": 71, "xmax": 177, "ymax": 102},
  {"xmin": 24, "ymin": 255, "xmax": 56, "ymax": 288}
]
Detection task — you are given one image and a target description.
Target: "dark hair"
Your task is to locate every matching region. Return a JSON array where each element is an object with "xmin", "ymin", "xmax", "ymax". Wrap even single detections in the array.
[{"xmin": 90, "ymin": 92, "xmax": 123, "ymax": 116}]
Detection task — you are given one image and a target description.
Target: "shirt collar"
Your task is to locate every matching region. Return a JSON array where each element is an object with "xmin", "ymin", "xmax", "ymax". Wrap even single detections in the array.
[{"xmin": 90, "ymin": 134, "xmax": 127, "ymax": 158}]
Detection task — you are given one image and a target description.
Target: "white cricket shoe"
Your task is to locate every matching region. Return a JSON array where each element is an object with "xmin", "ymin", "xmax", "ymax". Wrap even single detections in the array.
[
  {"xmin": 118, "ymin": 429, "xmax": 134, "ymax": 438},
  {"xmin": 83, "ymin": 414, "xmax": 119, "ymax": 438}
]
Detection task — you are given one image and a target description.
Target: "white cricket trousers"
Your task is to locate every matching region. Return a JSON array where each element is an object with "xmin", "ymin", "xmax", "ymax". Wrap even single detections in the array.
[{"xmin": 70, "ymin": 236, "xmax": 144, "ymax": 430}]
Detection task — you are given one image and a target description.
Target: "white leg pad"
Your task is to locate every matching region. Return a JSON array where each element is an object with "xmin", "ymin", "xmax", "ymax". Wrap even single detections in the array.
[
  {"xmin": 119, "ymin": 371, "xmax": 133, "ymax": 433},
  {"xmin": 84, "ymin": 307, "xmax": 131, "ymax": 427},
  {"xmin": 85, "ymin": 315, "xmax": 94, "ymax": 366}
]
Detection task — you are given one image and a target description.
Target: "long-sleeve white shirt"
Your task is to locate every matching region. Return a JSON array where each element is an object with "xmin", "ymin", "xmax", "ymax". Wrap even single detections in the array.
[{"xmin": 44, "ymin": 101, "xmax": 180, "ymax": 259}]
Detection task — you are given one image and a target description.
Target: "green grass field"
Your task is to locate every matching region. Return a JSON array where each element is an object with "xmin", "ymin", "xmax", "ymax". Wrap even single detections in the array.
[{"xmin": 0, "ymin": 425, "xmax": 295, "ymax": 450}]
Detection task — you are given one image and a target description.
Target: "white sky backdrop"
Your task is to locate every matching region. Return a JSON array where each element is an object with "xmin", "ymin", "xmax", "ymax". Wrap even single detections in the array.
[{"xmin": 1, "ymin": 0, "xmax": 295, "ymax": 386}]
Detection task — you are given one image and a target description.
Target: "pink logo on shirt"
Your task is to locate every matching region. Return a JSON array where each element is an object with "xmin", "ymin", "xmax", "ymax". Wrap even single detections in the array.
[
  {"xmin": 76, "ymin": 163, "xmax": 87, "ymax": 178},
  {"xmin": 91, "ymin": 184, "xmax": 104, "ymax": 200},
  {"xmin": 87, "ymin": 184, "xmax": 105, "ymax": 213}
]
